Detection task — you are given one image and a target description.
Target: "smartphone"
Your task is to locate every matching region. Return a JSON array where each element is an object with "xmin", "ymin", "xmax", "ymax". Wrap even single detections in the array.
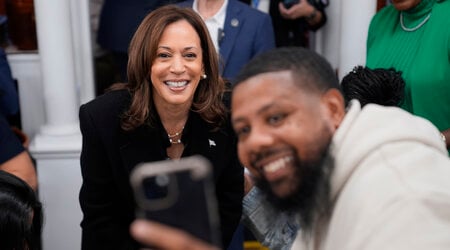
[
  {"xmin": 282, "ymin": 0, "xmax": 299, "ymax": 8},
  {"xmin": 130, "ymin": 155, "xmax": 222, "ymax": 247}
]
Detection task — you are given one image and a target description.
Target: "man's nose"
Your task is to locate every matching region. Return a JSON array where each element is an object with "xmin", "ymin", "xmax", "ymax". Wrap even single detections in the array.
[{"xmin": 246, "ymin": 126, "xmax": 275, "ymax": 152}]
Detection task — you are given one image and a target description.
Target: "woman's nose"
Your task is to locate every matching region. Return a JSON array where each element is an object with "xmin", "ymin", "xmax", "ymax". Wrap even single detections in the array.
[{"xmin": 170, "ymin": 56, "xmax": 186, "ymax": 74}]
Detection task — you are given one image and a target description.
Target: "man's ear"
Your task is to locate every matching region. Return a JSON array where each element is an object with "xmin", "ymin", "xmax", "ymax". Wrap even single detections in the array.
[{"xmin": 321, "ymin": 89, "xmax": 346, "ymax": 130}]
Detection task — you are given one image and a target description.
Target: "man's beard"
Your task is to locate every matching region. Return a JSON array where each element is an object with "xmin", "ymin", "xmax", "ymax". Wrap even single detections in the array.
[{"xmin": 254, "ymin": 141, "xmax": 334, "ymax": 235}]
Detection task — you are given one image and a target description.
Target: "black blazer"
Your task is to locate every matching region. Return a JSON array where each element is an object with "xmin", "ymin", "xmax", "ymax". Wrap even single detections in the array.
[{"xmin": 79, "ymin": 90, "xmax": 243, "ymax": 249}]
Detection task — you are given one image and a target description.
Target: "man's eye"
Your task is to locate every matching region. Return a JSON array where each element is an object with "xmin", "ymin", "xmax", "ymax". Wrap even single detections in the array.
[
  {"xmin": 235, "ymin": 126, "xmax": 250, "ymax": 138},
  {"xmin": 268, "ymin": 114, "xmax": 285, "ymax": 125}
]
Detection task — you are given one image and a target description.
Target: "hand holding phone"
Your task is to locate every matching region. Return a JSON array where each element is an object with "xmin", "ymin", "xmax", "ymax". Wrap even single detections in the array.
[
  {"xmin": 282, "ymin": 0, "xmax": 299, "ymax": 9},
  {"xmin": 131, "ymin": 219, "xmax": 220, "ymax": 250},
  {"xmin": 130, "ymin": 155, "xmax": 222, "ymax": 247}
]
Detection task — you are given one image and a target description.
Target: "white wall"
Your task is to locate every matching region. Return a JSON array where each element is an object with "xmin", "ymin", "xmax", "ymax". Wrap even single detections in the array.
[
  {"xmin": 36, "ymin": 155, "xmax": 82, "ymax": 250},
  {"xmin": 318, "ymin": 0, "xmax": 376, "ymax": 80},
  {"xmin": 7, "ymin": 53, "xmax": 44, "ymax": 139}
]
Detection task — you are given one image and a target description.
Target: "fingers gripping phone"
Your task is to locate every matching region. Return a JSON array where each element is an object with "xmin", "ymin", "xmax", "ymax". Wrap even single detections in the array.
[
  {"xmin": 130, "ymin": 155, "xmax": 222, "ymax": 247},
  {"xmin": 282, "ymin": 0, "xmax": 299, "ymax": 8}
]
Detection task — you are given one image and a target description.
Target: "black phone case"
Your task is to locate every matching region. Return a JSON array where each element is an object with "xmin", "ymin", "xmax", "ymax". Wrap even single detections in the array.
[{"xmin": 130, "ymin": 156, "xmax": 222, "ymax": 247}]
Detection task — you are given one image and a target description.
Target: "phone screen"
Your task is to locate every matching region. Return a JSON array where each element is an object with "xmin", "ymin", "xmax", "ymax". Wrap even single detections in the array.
[{"xmin": 130, "ymin": 156, "xmax": 222, "ymax": 247}]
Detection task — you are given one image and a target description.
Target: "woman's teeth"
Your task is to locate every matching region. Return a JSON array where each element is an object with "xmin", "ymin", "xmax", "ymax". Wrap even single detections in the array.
[{"xmin": 166, "ymin": 81, "xmax": 188, "ymax": 87}]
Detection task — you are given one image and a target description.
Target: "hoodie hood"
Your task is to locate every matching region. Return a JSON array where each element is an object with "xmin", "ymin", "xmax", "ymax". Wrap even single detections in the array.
[{"xmin": 329, "ymin": 100, "xmax": 446, "ymax": 200}]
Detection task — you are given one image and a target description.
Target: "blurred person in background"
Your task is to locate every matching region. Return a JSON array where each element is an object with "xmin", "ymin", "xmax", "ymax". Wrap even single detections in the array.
[
  {"xmin": 341, "ymin": 66, "xmax": 405, "ymax": 107},
  {"xmin": 366, "ymin": 0, "xmax": 450, "ymax": 152},
  {"xmin": 240, "ymin": 0, "xmax": 328, "ymax": 48},
  {"xmin": 178, "ymin": 0, "xmax": 275, "ymax": 83},
  {"xmin": 0, "ymin": 113, "xmax": 36, "ymax": 191},
  {"xmin": 0, "ymin": 170, "xmax": 42, "ymax": 250}
]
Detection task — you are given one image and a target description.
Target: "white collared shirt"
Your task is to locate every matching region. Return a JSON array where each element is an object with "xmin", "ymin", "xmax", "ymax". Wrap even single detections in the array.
[
  {"xmin": 253, "ymin": 0, "xmax": 269, "ymax": 13},
  {"xmin": 193, "ymin": 0, "xmax": 228, "ymax": 52}
]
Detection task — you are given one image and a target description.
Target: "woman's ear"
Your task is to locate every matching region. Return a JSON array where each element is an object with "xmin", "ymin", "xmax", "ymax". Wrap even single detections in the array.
[{"xmin": 321, "ymin": 89, "xmax": 346, "ymax": 130}]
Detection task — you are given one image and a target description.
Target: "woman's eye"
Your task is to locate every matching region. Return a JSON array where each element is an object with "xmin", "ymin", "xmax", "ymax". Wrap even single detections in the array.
[
  {"xmin": 184, "ymin": 53, "xmax": 197, "ymax": 59},
  {"xmin": 268, "ymin": 114, "xmax": 285, "ymax": 125},
  {"xmin": 157, "ymin": 53, "xmax": 170, "ymax": 58}
]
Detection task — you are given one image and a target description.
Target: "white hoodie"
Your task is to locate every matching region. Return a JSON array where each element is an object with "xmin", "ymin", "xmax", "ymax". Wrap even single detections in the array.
[{"xmin": 293, "ymin": 100, "xmax": 450, "ymax": 250}]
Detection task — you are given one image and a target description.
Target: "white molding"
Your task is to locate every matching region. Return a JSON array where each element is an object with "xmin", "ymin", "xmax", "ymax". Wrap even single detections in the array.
[
  {"xmin": 29, "ymin": 132, "xmax": 81, "ymax": 158},
  {"xmin": 6, "ymin": 52, "xmax": 44, "ymax": 139},
  {"xmin": 70, "ymin": 0, "xmax": 95, "ymax": 105}
]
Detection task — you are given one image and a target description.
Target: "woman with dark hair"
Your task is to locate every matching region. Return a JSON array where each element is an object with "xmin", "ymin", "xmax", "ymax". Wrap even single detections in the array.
[
  {"xmin": 79, "ymin": 5, "xmax": 243, "ymax": 250},
  {"xmin": 0, "ymin": 170, "xmax": 43, "ymax": 250}
]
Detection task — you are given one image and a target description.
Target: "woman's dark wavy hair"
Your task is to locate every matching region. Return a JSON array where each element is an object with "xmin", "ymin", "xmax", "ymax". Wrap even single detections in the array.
[
  {"xmin": 233, "ymin": 47, "xmax": 341, "ymax": 94},
  {"xmin": 341, "ymin": 66, "xmax": 405, "ymax": 107},
  {"xmin": 0, "ymin": 170, "xmax": 43, "ymax": 250},
  {"xmin": 110, "ymin": 5, "xmax": 227, "ymax": 131}
]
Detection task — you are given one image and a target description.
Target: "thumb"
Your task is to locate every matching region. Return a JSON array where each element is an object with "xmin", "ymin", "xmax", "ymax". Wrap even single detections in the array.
[{"xmin": 130, "ymin": 219, "xmax": 219, "ymax": 250}]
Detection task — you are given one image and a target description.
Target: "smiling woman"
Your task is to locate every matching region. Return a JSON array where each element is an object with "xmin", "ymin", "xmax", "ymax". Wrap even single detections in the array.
[
  {"xmin": 150, "ymin": 19, "xmax": 203, "ymax": 110},
  {"xmin": 78, "ymin": 5, "xmax": 243, "ymax": 250}
]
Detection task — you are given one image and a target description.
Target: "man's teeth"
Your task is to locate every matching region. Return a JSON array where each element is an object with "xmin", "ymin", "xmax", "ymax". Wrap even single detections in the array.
[
  {"xmin": 166, "ymin": 81, "xmax": 187, "ymax": 87},
  {"xmin": 263, "ymin": 156, "xmax": 292, "ymax": 173}
]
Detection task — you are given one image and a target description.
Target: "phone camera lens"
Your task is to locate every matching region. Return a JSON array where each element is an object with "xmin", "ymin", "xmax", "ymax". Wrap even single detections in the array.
[
  {"xmin": 143, "ymin": 175, "xmax": 170, "ymax": 199},
  {"xmin": 156, "ymin": 174, "xmax": 170, "ymax": 187}
]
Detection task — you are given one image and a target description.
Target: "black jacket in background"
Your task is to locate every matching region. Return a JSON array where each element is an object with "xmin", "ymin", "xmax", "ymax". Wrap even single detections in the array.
[{"xmin": 240, "ymin": 0, "xmax": 328, "ymax": 47}]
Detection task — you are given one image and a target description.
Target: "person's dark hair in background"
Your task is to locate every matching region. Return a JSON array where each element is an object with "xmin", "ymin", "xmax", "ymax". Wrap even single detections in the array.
[
  {"xmin": 0, "ymin": 170, "xmax": 42, "ymax": 250},
  {"xmin": 341, "ymin": 66, "xmax": 405, "ymax": 107}
]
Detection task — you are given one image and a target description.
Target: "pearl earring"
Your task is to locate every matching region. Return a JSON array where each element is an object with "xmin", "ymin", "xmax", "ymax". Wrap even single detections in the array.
[{"xmin": 201, "ymin": 74, "xmax": 207, "ymax": 79}]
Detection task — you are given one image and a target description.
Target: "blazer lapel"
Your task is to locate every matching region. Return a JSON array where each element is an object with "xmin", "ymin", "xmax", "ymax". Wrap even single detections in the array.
[
  {"xmin": 219, "ymin": 1, "xmax": 244, "ymax": 68},
  {"xmin": 182, "ymin": 112, "xmax": 221, "ymax": 162}
]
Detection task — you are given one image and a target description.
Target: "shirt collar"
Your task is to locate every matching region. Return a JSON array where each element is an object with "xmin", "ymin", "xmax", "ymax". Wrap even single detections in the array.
[{"xmin": 193, "ymin": 0, "xmax": 228, "ymax": 28}]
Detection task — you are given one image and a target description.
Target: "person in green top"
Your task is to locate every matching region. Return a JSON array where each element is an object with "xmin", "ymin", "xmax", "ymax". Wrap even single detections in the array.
[{"xmin": 366, "ymin": 0, "xmax": 450, "ymax": 153}]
